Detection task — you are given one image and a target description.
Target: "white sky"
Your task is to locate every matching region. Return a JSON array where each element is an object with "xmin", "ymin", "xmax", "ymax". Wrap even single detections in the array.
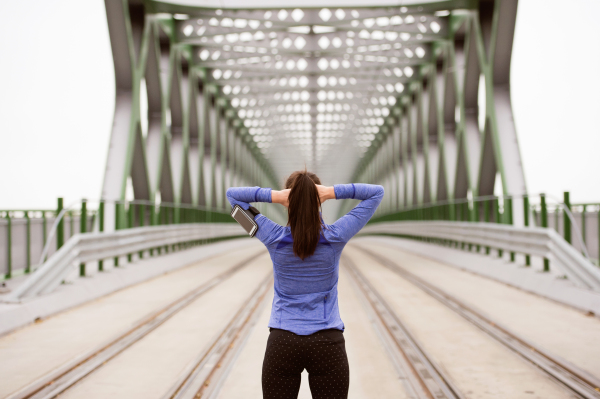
[{"xmin": 0, "ymin": 0, "xmax": 599, "ymax": 209}]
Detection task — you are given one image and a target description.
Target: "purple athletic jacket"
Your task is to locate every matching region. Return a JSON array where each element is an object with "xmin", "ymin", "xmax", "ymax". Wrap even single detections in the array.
[{"xmin": 226, "ymin": 184, "xmax": 384, "ymax": 335}]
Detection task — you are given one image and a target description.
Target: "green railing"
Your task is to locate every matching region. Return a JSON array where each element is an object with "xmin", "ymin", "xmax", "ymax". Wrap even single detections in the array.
[
  {"xmin": 1, "ymin": 198, "xmax": 235, "ymax": 281},
  {"xmin": 370, "ymin": 192, "xmax": 600, "ymax": 266},
  {"xmin": 0, "ymin": 209, "xmax": 71, "ymax": 280}
]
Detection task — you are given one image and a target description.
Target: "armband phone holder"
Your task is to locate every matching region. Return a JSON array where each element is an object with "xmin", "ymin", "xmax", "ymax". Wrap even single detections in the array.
[{"xmin": 230, "ymin": 205, "xmax": 260, "ymax": 237}]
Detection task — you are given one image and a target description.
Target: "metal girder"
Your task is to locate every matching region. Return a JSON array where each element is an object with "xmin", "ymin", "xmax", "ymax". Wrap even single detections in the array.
[
  {"xmin": 102, "ymin": 0, "xmax": 525, "ymax": 224},
  {"xmin": 348, "ymin": 1, "xmax": 526, "ymax": 225},
  {"xmin": 101, "ymin": 0, "xmax": 280, "ymax": 230},
  {"xmin": 144, "ymin": 1, "xmax": 457, "ymax": 182}
]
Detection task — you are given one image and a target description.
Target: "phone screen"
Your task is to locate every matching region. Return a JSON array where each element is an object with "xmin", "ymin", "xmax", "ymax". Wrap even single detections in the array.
[{"xmin": 232, "ymin": 206, "xmax": 258, "ymax": 236}]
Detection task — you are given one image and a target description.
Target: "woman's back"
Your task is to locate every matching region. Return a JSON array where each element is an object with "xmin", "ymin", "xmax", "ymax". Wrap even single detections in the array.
[
  {"xmin": 226, "ymin": 183, "xmax": 384, "ymax": 335},
  {"xmin": 270, "ymin": 228, "xmax": 337, "ymax": 296}
]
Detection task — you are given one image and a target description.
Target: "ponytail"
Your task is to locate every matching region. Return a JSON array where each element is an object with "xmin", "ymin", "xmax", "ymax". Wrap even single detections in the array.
[{"xmin": 286, "ymin": 170, "xmax": 322, "ymax": 260}]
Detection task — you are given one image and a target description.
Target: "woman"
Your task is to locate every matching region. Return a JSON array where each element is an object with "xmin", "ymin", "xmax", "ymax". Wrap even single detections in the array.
[{"xmin": 226, "ymin": 170, "xmax": 384, "ymax": 399}]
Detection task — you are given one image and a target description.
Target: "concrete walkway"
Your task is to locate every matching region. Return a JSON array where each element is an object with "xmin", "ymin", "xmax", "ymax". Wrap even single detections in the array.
[
  {"xmin": 356, "ymin": 238, "xmax": 600, "ymax": 379},
  {"xmin": 1, "ymin": 236, "xmax": 598, "ymax": 398}
]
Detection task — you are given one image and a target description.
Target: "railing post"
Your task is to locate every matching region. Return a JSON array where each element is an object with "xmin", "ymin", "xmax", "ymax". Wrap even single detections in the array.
[
  {"xmin": 138, "ymin": 203, "xmax": 145, "ymax": 259},
  {"xmin": 25, "ymin": 211, "xmax": 31, "ymax": 274},
  {"xmin": 494, "ymin": 197, "xmax": 503, "ymax": 257},
  {"xmin": 5, "ymin": 212, "xmax": 11, "ymax": 279},
  {"xmin": 581, "ymin": 205, "xmax": 586, "ymax": 246},
  {"xmin": 540, "ymin": 194, "xmax": 550, "ymax": 272},
  {"xmin": 79, "ymin": 199, "xmax": 87, "ymax": 276},
  {"xmin": 128, "ymin": 202, "xmax": 134, "ymax": 229},
  {"xmin": 473, "ymin": 200, "xmax": 480, "ymax": 252},
  {"xmin": 98, "ymin": 200, "xmax": 104, "ymax": 271},
  {"xmin": 464, "ymin": 202, "xmax": 469, "ymax": 222},
  {"xmin": 483, "ymin": 199, "xmax": 490, "ymax": 221},
  {"xmin": 69, "ymin": 210, "xmax": 74, "ymax": 240},
  {"xmin": 460, "ymin": 201, "xmax": 466, "ymax": 249},
  {"xmin": 139, "ymin": 203, "xmax": 146, "ymax": 256},
  {"xmin": 127, "ymin": 201, "xmax": 133, "ymax": 262},
  {"xmin": 469, "ymin": 199, "xmax": 476, "ymax": 222},
  {"xmin": 150, "ymin": 203, "xmax": 156, "ymax": 256},
  {"xmin": 494, "ymin": 197, "xmax": 500, "ymax": 224},
  {"xmin": 483, "ymin": 199, "xmax": 491, "ymax": 254},
  {"xmin": 42, "ymin": 211, "xmax": 47, "ymax": 247},
  {"xmin": 506, "ymin": 197, "xmax": 515, "ymax": 262},
  {"xmin": 523, "ymin": 196, "xmax": 531, "ymax": 266},
  {"xmin": 563, "ymin": 191, "xmax": 571, "ymax": 244},
  {"xmin": 114, "ymin": 202, "xmax": 120, "ymax": 267},
  {"xmin": 139, "ymin": 203, "xmax": 145, "ymax": 227},
  {"xmin": 57, "ymin": 197, "xmax": 64, "ymax": 250}
]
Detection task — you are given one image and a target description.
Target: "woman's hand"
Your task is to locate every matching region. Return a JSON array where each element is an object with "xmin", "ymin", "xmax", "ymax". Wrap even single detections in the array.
[
  {"xmin": 272, "ymin": 189, "xmax": 290, "ymax": 208},
  {"xmin": 316, "ymin": 185, "xmax": 335, "ymax": 204},
  {"xmin": 273, "ymin": 186, "xmax": 334, "ymax": 207}
]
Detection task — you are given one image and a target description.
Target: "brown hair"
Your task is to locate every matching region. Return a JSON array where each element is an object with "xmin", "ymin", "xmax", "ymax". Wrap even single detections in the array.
[{"xmin": 285, "ymin": 170, "xmax": 322, "ymax": 260}]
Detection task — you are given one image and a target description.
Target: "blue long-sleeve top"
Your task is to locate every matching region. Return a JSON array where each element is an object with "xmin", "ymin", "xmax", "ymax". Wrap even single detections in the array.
[{"xmin": 226, "ymin": 184, "xmax": 384, "ymax": 335}]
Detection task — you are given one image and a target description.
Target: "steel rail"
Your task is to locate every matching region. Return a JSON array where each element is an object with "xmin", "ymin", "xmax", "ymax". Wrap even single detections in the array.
[
  {"xmin": 7, "ymin": 249, "xmax": 265, "ymax": 399},
  {"xmin": 163, "ymin": 274, "xmax": 272, "ymax": 399},
  {"xmin": 343, "ymin": 254, "xmax": 464, "ymax": 399},
  {"xmin": 353, "ymin": 244, "xmax": 600, "ymax": 399}
]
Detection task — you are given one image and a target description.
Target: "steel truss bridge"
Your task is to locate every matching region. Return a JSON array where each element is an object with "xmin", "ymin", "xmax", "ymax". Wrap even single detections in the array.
[
  {"xmin": 2, "ymin": 2, "xmax": 600, "ymax": 399},
  {"xmin": 100, "ymin": 0, "xmax": 524, "ymax": 228}
]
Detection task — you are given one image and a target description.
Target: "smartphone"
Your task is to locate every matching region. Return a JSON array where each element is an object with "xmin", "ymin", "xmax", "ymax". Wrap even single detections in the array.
[{"xmin": 231, "ymin": 205, "xmax": 258, "ymax": 237}]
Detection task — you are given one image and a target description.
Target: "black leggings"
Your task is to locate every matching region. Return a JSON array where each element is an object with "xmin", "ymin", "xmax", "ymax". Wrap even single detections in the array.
[{"xmin": 262, "ymin": 328, "xmax": 349, "ymax": 399}]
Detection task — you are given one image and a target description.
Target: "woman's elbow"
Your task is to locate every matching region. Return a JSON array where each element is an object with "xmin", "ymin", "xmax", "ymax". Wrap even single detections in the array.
[{"xmin": 225, "ymin": 188, "xmax": 236, "ymax": 202}]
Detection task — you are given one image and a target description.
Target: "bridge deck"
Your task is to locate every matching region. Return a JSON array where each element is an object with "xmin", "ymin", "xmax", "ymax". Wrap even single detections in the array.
[{"xmin": 1, "ymin": 237, "xmax": 599, "ymax": 399}]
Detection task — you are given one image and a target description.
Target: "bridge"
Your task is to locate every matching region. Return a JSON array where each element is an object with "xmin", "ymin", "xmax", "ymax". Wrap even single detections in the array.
[{"xmin": 1, "ymin": 0, "xmax": 600, "ymax": 398}]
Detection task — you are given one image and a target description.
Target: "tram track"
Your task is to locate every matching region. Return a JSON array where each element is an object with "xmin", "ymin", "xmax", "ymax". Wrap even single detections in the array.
[
  {"xmin": 8, "ymin": 249, "xmax": 266, "ymax": 399},
  {"xmin": 352, "ymin": 243, "xmax": 600, "ymax": 399},
  {"xmin": 343, "ymin": 254, "xmax": 464, "ymax": 399},
  {"xmin": 162, "ymin": 274, "xmax": 272, "ymax": 399}
]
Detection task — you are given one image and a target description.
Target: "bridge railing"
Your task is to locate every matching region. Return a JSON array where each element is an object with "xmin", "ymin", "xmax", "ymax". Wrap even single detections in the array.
[
  {"xmin": 1, "ymin": 198, "xmax": 236, "ymax": 281},
  {"xmin": 0, "ymin": 209, "xmax": 95, "ymax": 281},
  {"xmin": 360, "ymin": 221, "xmax": 600, "ymax": 293},
  {"xmin": 369, "ymin": 192, "xmax": 600, "ymax": 268},
  {"xmin": 1, "ymin": 223, "xmax": 244, "ymax": 302}
]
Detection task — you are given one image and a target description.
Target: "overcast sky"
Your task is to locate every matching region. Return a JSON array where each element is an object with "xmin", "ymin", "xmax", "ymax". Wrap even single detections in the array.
[{"xmin": 1, "ymin": 0, "xmax": 599, "ymax": 210}]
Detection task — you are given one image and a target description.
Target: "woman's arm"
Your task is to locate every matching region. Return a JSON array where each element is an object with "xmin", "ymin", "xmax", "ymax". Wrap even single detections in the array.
[
  {"xmin": 271, "ymin": 189, "xmax": 291, "ymax": 208},
  {"xmin": 226, "ymin": 186, "xmax": 292, "ymax": 210},
  {"xmin": 226, "ymin": 187, "xmax": 272, "ymax": 210},
  {"xmin": 317, "ymin": 185, "xmax": 336, "ymax": 204},
  {"xmin": 226, "ymin": 187, "xmax": 284, "ymax": 246},
  {"xmin": 330, "ymin": 184, "xmax": 384, "ymax": 242}
]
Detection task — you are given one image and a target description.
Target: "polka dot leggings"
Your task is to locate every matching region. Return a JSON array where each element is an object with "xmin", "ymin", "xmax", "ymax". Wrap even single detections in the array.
[{"xmin": 262, "ymin": 328, "xmax": 349, "ymax": 399}]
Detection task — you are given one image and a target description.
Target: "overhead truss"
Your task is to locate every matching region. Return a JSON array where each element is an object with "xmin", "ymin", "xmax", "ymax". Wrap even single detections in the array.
[{"xmin": 101, "ymin": 0, "xmax": 526, "ymax": 225}]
